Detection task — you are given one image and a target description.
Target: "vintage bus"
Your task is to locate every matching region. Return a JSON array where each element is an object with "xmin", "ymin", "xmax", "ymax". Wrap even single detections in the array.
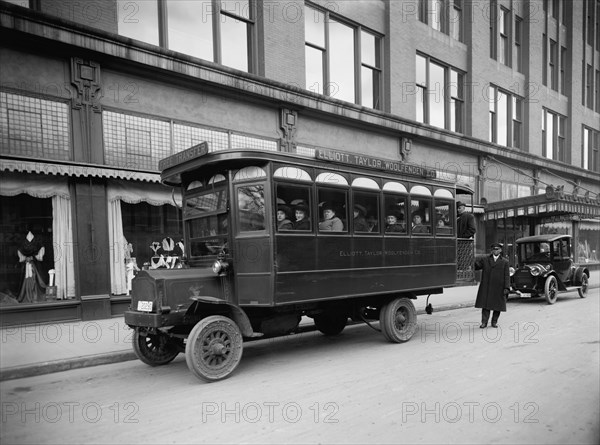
[{"xmin": 124, "ymin": 143, "xmax": 472, "ymax": 382}]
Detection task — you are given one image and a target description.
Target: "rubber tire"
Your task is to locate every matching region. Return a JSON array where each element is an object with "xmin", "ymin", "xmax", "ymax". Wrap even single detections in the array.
[
  {"xmin": 379, "ymin": 298, "xmax": 417, "ymax": 343},
  {"xmin": 314, "ymin": 311, "xmax": 348, "ymax": 336},
  {"xmin": 132, "ymin": 330, "xmax": 180, "ymax": 366},
  {"xmin": 544, "ymin": 276, "xmax": 558, "ymax": 305},
  {"xmin": 185, "ymin": 315, "xmax": 243, "ymax": 382},
  {"xmin": 578, "ymin": 273, "xmax": 589, "ymax": 298}
]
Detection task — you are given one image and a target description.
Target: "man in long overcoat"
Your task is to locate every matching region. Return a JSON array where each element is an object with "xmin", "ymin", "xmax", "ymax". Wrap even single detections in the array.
[{"xmin": 474, "ymin": 242, "xmax": 510, "ymax": 328}]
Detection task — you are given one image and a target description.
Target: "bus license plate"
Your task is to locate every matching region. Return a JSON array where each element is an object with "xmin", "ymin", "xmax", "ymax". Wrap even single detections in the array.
[{"xmin": 137, "ymin": 301, "xmax": 153, "ymax": 312}]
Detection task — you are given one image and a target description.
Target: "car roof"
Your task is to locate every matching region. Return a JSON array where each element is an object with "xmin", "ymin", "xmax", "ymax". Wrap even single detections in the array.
[{"xmin": 516, "ymin": 234, "xmax": 572, "ymax": 244}]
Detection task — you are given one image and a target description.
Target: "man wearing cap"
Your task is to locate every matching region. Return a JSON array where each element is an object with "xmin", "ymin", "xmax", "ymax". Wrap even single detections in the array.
[
  {"xmin": 456, "ymin": 201, "xmax": 476, "ymax": 238},
  {"xmin": 474, "ymin": 242, "xmax": 510, "ymax": 328}
]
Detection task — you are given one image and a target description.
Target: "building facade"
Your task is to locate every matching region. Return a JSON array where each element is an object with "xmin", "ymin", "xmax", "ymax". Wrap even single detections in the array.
[{"xmin": 1, "ymin": 0, "xmax": 599, "ymax": 325}]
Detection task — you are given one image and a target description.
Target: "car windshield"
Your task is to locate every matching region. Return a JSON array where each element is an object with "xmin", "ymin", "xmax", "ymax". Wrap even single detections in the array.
[{"xmin": 519, "ymin": 242, "xmax": 551, "ymax": 262}]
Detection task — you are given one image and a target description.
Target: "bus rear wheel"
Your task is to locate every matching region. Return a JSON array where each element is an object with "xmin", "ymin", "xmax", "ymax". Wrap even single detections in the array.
[
  {"xmin": 185, "ymin": 315, "xmax": 243, "ymax": 382},
  {"xmin": 380, "ymin": 298, "xmax": 417, "ymax": 343},
  {"xmin": 314, "ymin": 311, "xmax": 348, "ymax": 336}
]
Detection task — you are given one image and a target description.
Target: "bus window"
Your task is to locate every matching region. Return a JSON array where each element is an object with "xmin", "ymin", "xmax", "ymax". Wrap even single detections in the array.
[
  {"xmin": 353, "ymin": 191, "xmax": 379, "ymax": 233},
  {"xmin": 317, "ymin": 188, "xmax": 348, "ymax": 232},
  {"xmin": 273, "ymin": 167, "xmax": 312, "ymax": 181},
  {"xmin": 434, "ymin": 202, "xmax": 453, "ymax": 235},
  {"xmin": 237, "ymin": 185, "xmax": 265, "ymax": 232},
  {"xmin": 383, "ymin": 195, "xmax": 407, "ymax": 234},
  {"xmin": 410, "ymin": 199, "xmax": 431, "ymax": 235},
  {"xmin": 275, "ymin": 183, "xmax": 312, "ymax": 231}
]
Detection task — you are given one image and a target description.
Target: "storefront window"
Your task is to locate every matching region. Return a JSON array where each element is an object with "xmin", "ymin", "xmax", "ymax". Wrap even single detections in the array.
[
  {"xmin": 121, "ymin": 202, "xmax": 183, "ymax": 270},
  {"xmin": 578, "ymin": 220, "xmax": 600, "ymax": 263},
  {"xmin": 0, "ymin": 195, "xmax": 54, "ymax": 305}
]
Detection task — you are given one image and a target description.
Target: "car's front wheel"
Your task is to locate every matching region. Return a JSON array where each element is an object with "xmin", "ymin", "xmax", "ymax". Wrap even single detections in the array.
[
  {"xmin": 544, "ymin": 276, "xmax": 558, "ymax": 304},
  {"xmin": 578, "ymin": 273, "xmax": 589, "ymax": 298}
]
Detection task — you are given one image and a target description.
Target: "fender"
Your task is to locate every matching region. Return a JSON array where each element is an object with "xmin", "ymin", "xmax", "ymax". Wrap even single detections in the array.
[
  {"xmin": 185, "ymin": 296, "xmax": 254, "ymax": 337},
  {"xmin": 573, "ymin": 267, "xmax": 590, "ymax": 286},
  {"xmin": 542, "ymin": 271, "xmax": 568, "ymax": 291}
]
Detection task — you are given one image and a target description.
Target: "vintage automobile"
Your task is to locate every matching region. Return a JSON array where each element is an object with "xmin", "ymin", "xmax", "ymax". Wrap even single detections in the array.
[{"xmin": 511, "ymin": 234, "xmax": 590, "ymax": 304}]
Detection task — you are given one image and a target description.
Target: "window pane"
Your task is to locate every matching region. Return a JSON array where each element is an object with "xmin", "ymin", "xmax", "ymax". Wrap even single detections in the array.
[
  {"xmin": 329, "ymin": 19, "xmax": 355, "ymax": 102},
  {"xmin": 497, "ymin": 90, "xmax": 508, "ymax": 146},
  {"xmin": 221, "ymin": 0, "xmax": 250, "ymax": 20},
  {"xmin": 361, "ymin": 31, "xmax": 376, "ymax": 66},
  {"xmin": 305, "ymin": 7, "xmax": 325, "ymax": 47},
  {"xmin": 221, "ymin": 14, "xmax": 248, "ymax": 71},
  {"xmin": 546, "ymin": 112, "xmax": 554, "ymax": 159},
  {"xmin": 361, "ymin": 67, "xmax": 374, "ymax": 108},
  {"xmin": 167, "ymin": 0, "xmax": 213, "ymax": 61},
  {"xmin": 305, "ymin": 46, "xmax": 324, "ymax": 94},
  {"xmin": 416, "ymin": 54, "xmax": 427, "ymax": 86},
  {"xmin": 117, "ymin": 0, "xmax": 159, "ymax": 45},
  {"xmin": 417, "ymin": 86, "xmax": 425, "ymax": 123},
  {"xmin": 583, "ymin": 129, "xmax": 589, "ymax": 169},
  {"xmin": 429, "ymin": 62, "xmax": 445, "ymax": 128}
]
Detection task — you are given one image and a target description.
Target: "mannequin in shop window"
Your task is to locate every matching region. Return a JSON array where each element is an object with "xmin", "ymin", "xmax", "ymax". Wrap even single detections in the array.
[{"xmin": 17, "ymin": 230, "xmax": 47, "ymax": 303}]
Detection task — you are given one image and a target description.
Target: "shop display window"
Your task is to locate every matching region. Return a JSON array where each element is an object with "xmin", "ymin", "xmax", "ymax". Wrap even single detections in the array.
[
  {"xmin": 121, "ymin": 202, "xmax": 183, "ymax": 270},
  {"xmin": 0, "ymin": 195, "xmax": 54, "ymax": 305}
]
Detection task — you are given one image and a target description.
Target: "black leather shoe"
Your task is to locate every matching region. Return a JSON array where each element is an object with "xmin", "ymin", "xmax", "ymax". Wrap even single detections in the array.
[
  {"xmin": 479, "ymin": 323, "xmax": 487, "ymax": 328},
  {"xmin": 491, "ymin": 323, "xmax": 498, "ymax": 328}
]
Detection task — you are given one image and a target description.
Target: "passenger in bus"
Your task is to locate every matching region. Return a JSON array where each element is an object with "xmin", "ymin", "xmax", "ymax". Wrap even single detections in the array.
[
  {"xmin": 292, "ymin": 203, "xmax": 311, "ymax": 230},
  {"xmin": 366, "ymin": 214, "xmax": 379, "ymax": 232},
  {"xmin": 384, "ymin": 210, "xmax": 405, "ymax": 233},
  {"xmin": 436, "ymin": 214, "xmax": 452, "ymax": 234},
  {"xmin": 277, "ymin": 205, "xmax": 293, "ymax": 230},
  {"xmin": 456, "ymin": 201, "xmax": 476, "ymax": 239},
  {"xmin": 353, "ymin": 204, "xmax": 369, "ymax": 232},
  {"xmin": 411, "ymin": 212, "xmax": 430, "ymax": 234},
  {"xmin": 319, "ymin": 202, "xmax": 344, "ymax": 231}
]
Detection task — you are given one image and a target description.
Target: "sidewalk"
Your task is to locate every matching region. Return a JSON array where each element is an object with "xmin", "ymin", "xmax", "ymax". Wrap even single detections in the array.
[{"xmin": 1, "ymin": 271, "xmax": 598, "ymax": 381}]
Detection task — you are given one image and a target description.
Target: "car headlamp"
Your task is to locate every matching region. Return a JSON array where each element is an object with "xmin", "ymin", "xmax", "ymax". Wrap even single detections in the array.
[
  {"xmin": 530, "ymin": 265, "xmax": 541, "ymax": 276},
  {"xmin": 509, "ymin": 267, "xmax": 515, "ymax": 277}
]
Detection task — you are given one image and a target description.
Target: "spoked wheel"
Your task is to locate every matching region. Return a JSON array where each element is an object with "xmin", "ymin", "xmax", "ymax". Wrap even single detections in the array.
[
  {"xmin": 132, "ymin": 329, "xmax": 180, "ymax": 366},
  {"xmin": 314, "ymin": 311, "xmax": 348, "ymax": 336},
  {"xmin": 578, "ymin": 273, "xmax": 589, "ymax": 298},
  {"xmin": 544, "ymin": 276, "xmax": 558, "ymax": 304},
  {"xmin": 379, "ymin": 297, "xmax": 417, "ymax": 343},
  {"xmin": 185, "ymin": 315, "xmax": 243, "ymax": 382}
]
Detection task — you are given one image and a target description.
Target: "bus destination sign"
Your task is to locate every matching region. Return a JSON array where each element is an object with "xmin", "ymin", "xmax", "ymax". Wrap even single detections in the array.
[
  {"xmin": 315, "ymin": 148, "xmax": 436, "ymax": 179},
  {"xmin": 158, "ymin": 142, "xmax": 209, "ymax": 171}
]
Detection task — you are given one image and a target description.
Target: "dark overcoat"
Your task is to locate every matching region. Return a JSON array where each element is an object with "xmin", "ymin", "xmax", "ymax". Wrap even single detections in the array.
[{"xmin": 474, "ymin": 254, "xmax": 510, "ymax": 312}]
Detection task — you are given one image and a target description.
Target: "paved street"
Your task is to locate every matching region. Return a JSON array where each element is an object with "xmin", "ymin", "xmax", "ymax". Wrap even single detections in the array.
[{"xmin": 1, "ymin": 288, "xmax": 598, "ymax": 444}]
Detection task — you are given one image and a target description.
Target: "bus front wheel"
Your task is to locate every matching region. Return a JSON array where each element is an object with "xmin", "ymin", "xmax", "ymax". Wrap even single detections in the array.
[
  {"xmin": 379, "ymin": 298, "xmax": 417, "ymax": 343},
  {"xmin": 185, "ymin": 315, "xmax": 243, "ymax": 382}
]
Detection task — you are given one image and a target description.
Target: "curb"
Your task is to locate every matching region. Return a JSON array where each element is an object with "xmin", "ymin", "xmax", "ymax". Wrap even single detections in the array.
[{"xmin": 0, "ymin": 301, "xmax": 474, "ymax": 382}]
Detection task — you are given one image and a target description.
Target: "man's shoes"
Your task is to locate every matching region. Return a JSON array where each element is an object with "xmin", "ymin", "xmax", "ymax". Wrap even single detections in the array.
[
  {"xmin": 491, "ymin": 322, "xmax": 498, "ymax": 328},
  {"xmin": 479, "ymin": 323, "xmax": 487, "ymax": 328}
]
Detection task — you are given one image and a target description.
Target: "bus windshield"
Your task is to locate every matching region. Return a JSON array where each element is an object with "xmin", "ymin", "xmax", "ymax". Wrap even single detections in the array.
[{"xmin": 185, "ymin": 187, "xmax": 228, "ymax": 258}]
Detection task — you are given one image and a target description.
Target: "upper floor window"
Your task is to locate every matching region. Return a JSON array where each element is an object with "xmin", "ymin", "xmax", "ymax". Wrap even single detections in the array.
[
  {"xmin": 418, "ymin": 0, "xmax": 463, "ymax": 42},
  {"xmin": 488, "ymin": 86, "xmax": 523, "ymax": 149},
  {"xmin": 304, "ymin": 5, "xmax": 382, "ymax": 109},
  {"xmin": 515, "ymin": 16, "xmax": 523, "ymax": 73},
  {"xmin": 416, "ymin": 54, "xmax": 464, "ymax": 133},
  {"xmin": 583, "ymin": 127, "xmax": 599, "ymax": 172},
  {"xmin": 116, "ymin": 0, "xmax": 255, "ymax": 73},
  {"xmin": 498, "ymin": 7, "xmax": 511, "ymax": 66},
  {"xmin": 542, "ymin": 109, "xmax": 568, "ymax": 162}
]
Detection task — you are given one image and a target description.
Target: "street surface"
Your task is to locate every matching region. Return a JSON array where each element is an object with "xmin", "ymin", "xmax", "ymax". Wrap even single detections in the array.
[{"xmin": 1, "ymin": 289, "xmax": 599, "ymax": 444}]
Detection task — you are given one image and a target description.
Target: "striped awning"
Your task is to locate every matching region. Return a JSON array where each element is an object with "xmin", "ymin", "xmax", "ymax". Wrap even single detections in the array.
[{"xmin": 0, "ymin": 158, "xmax": 161, "ymax": 183}]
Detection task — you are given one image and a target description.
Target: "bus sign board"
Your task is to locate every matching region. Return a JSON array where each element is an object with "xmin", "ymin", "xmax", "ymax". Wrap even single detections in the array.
[
  {"xmin": 158, "ymin": 142, "xmax": 209, "ymax": 171},
  {"xmin": 315, "ymin": 148, "xmax": 437, "ymax": 179}
]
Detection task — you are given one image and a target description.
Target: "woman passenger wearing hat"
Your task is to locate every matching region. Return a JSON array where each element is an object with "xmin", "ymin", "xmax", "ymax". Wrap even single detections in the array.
[
  {"xmin": 385, "ymin": 209, "xmax": 405, "ymax": 233},
  {"xmin": 411, "ymin": 211, "xmax": 429, "ymax": 234},
  {"xmin": 474, "ymin": 242, "xmax": 510, "ymax": 328},
  {"xmin": 277, "ymin": 205, "xmax": 293, "ymax": 230},
  {"xmin": 353, "ymin": 204, "xmax": 369, "ymax": 232},
  {"xmin": 292, "ymin": 203, "xmax": 311, "ymax": 231},
  {"xmin": 318, "ymin": 202, "xmax": 344, "ymax": 231}
]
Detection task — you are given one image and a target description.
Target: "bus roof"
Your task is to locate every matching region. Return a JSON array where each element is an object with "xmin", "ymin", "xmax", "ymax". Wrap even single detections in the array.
[{"xmin": 160, "ymin": 147, "xmax": 455, "ymax": 188}]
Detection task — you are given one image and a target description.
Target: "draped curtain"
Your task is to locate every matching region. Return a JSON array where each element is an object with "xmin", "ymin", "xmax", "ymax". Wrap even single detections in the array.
[
  {"xmin": 0, "ymin": 173, "xmax": 75, "ymax": 300},
  {"xmin": 107, "ymin": 180, "xmax": 181, "ymax": 295}
]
